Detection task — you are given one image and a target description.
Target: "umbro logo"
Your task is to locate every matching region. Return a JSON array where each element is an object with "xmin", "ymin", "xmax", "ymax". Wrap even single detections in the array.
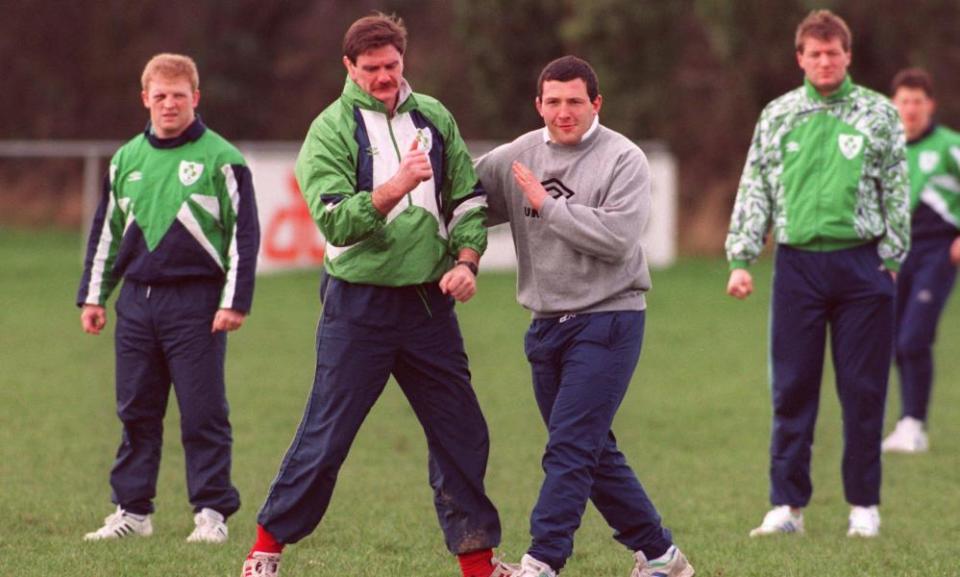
[
  {"xmin": 524, "ymin": 178, "xmax": 575, "ymax": 219},
  {"xmin": 542, "ymin": 178, "xmax": 575, "ymax": 199}
]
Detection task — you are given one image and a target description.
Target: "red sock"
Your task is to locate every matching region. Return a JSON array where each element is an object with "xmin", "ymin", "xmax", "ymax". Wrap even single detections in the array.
[
  {"xmin": 248, "ymin": 524, "xmax": 285, "ymax": 556},
  {"xmin": 458, "ymin": 548, "xmax": 494, "ymax": 577}
]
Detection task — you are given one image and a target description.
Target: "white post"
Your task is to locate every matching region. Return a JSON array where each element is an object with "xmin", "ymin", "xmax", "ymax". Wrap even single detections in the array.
[{"xmin": 81, "ymin": 152, "xmax": 100, "ymax": 252}]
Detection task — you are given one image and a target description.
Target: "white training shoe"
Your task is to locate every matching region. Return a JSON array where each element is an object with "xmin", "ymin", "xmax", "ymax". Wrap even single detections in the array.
[
  {"xmin": 881, "ymin": 417, "xmax": 928, "ymax": 453},
  {"xmin": 847, "ymin": 505, "xmax": 880, "ymax": 538},
  {"xmin": 749, "ymin": 505, "xmax": 804, "ymax": 537},
  {"xmin": 515, "ymin": 554, "xmax": 556, "ymax": 577},
  {"xmin": 632, "ymin": 545, "xmax": 695, "ymax": 577},
  {"xmin": 490, "ymin": 558, "xmax": 520, "ymax": 577},
  {"xmin": 242, "ymin": 551, "xmax": 281, "ymax": 577},
  {"xmin": 84, "ymin": 506, "xmax": 153, "ymax": 541},
  {"xmin": 186, "ymin": 507, "xmax": 228, "ymax": 543}
]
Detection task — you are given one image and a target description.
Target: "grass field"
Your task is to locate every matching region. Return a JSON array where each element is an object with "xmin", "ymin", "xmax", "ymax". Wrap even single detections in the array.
[{"xmin": 1, "ymin": 228, "xmax": 959, "ymax": 576}]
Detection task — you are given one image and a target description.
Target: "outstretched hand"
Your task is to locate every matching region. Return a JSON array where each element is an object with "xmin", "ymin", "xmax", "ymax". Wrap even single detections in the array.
[{"xmin": 512, "ymin": 161, "xmax": 549, "ymax": 211}]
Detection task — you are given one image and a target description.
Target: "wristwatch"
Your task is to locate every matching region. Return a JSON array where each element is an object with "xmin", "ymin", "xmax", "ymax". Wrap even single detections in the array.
[{"xmin": 455, "ymin": 260, "xmax": 479, "ymax": 276}]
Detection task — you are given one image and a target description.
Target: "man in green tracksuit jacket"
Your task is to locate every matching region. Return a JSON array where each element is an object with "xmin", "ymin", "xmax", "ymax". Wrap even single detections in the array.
[
  {"xmin": 725, "ymin": 10, "xmax": 909, "ymax": 539},
  {"xmin": 882, "ymin": 68, "xmax": 960, "ymax": 453},
  {"xmin": 242, "ymin": 13, "xmax": 510, "ymax": 577},
  {"xmin": 79, "ymin": 53, "xmax": 260, "ymax": 544}
]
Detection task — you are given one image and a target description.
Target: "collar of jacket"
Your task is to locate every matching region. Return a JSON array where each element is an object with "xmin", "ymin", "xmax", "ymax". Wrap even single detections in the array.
[
  {"xmin": 804, "ymin": 75, "xmax": 854, "ymax": 104},
  {"xmin": 341, "ymin": 76, "xmax": 417, "ymax": 115},
  {"xmin": 144, "ymin": 116, "xmax": 206, "ymax": 149},
  {"xmin": 907, "ymin": 122, "xmax": 937, "ymax": 146}
]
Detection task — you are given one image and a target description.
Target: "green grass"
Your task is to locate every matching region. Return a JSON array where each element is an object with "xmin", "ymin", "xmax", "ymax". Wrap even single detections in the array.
[{"xmin": 1, "ymin": 228, "xmax": 959, "ymax": 576}]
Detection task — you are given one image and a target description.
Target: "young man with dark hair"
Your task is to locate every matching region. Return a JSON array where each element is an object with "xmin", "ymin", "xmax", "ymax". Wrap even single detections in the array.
[
  {"xmin": 240, "ymin": 13, "xmax": 509, "ymax": 577},
  {"xmin": 476, "ymin": 55, "xmax": 694, "ymax": 577},
  {"xmin": 725, "ymin": 10, "xmax": 910, "ymax": 538},
  {"xmin": 883, "ymin": 67, "xmax": 960, "ymax": 453},
  {"xmin": 79, "ymin": 52, "xmax": 260, "ymax": 543}
]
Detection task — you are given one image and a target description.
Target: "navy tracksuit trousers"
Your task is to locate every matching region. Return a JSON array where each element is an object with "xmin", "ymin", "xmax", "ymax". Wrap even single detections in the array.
[
  {"xmin": 257, "ymin": 277, "xmax": 501, "ymax": 554},
  {"xmin": 112, "ymin": 279, "xmax": 240, "ymax": 517},
  {"xmin": 769, "ymin": 243, "xmax": 894, "ymax": 508},
  {"xmin": 894, "ymin": 234, "xmax": 957, "ymax": 422},
  {"xmin": 524, "ymin": 311, "xmax": 672, "ymax": 571}
]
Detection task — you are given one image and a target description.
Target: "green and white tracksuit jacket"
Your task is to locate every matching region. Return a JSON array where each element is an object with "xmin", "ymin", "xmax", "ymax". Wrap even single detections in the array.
[
  {"xmin": 905, "ymin": 124, "xmax": 960, "ymax": 238},
  {"xmin": 77, "ymin": 118, "xmax": 260, "ymax": 312},
  {"xmin": 726, "ymin": 76, "xmax": 910, "ymax": 271},
  {"xmin": 295, "ymin": 78, "xmax": 487, "ymax": 286}
]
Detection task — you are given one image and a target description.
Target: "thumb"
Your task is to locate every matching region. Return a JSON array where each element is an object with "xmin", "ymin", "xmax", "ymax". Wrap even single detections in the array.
[{"xmin": 410, "ymin": 138, "xmax": 419, "ymax": 151}]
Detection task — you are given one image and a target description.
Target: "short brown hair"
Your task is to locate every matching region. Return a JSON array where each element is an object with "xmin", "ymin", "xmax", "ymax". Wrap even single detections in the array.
[
  {"xmin": 343, "ymin": 12, "xmax": 407, "ymax": 64},
  {"xmin": 891, "ymin": 67, "xmax": 935, "ymax": 98},
  {"xmin": 538, "ymin": 55, "xmax": 600, "ymax": 102},
  {"xmin": 795, "ymin": 10, "xmax": 852, "ymax": 53},
  {"xmin": 141, "ymin": 53, "xmax": 199, "ymax": 92}
]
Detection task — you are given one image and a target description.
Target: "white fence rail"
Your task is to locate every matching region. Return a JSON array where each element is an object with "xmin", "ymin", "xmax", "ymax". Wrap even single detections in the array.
[{"xmin": 0, "ymin": 140, "xmax": 676, "ymax": 271}]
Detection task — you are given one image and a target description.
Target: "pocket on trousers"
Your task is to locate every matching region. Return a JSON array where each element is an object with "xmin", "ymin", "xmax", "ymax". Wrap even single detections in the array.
[{"xmin": 577, "ymin": 313, "xmax": 616, "ymax": 349}]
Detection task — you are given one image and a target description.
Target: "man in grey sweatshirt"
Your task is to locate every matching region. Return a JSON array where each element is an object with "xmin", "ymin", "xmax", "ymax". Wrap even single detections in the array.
[{"xmin": 475, "ymin": 56, "xmax": 694, "ymax": 577}]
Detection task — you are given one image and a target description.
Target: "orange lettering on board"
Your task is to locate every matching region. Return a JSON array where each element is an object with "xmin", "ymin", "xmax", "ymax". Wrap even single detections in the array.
[{"xmin": 264, "ymin": 174, "xmax": 325, "ymax": 263}]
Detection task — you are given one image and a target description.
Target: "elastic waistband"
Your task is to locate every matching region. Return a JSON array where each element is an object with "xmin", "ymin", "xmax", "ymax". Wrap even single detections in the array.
[
  {"xmin": 321, "ymin": 274, "xmax": 452, "ymax": 324},
  {"xmin": 125, "ymin": 277, "xmax": 222, "ymax": 288},
  {"xmin": 780, "ymin": 238, "xmax": 877, "ymax": 255},
  {"xmin": 530, "ymin": 291, "xmax": 646, "ymax": 320},
  {"xmin": 783, "ymin": 237, "xmax": 875, "ymax": 254}
]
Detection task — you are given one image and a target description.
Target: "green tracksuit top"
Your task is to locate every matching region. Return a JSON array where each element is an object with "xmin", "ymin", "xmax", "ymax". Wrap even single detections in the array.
[
  {"xmin": 905, "ymin": 124, "xmax": 960, "ymax": 230},
  {"xmin": 726, "ymin": 76, "xmax": 910, "ymax": 271},
  {"xmin": 77, "ymin": 119, "xmax": 260, "ymax": 312},
  {"xmin": 295, "ymin": 78, "xmax": 487, "ymax": 286}
]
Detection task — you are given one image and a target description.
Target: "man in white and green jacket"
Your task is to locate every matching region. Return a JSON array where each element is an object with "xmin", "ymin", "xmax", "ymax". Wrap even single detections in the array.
[
  {"xmin": 242, "ymin": 13, "xmax": 509, "ymax": 577},
  {"xmin": 882, "ymin": 68, "xmax": 960, "ymax": 453},
  {"xmin": 79, "ymin": 53, "xmax": 260, "ymax": 543},
  {"xmin": 725, "ymin": 10, "xmax": 909, "ymax": 539}
]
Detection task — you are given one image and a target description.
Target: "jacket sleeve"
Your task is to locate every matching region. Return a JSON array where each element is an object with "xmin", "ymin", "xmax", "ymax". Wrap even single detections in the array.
[
  {"xmin": 725, "ymin": 117, "xmax": 773, "ymax": 269},
  {"xmin": 877, "ymin": 115, "xmax": 911, "ymax": 271},
  {"xmin": 475, "ymin": 148, "xmax": 509, "ymax": 227},
  {"xmin": 538, "ymin": 146, "xmax": 648, "ymax": 264},
  {"xmin": 219, "ymin": 163, "xmax": 260, "ymax": 313},
  {"xmin": 76, "ymin": 166, "xmax": 125, "ymax": 307},
  {"xmin": 295, "ymin": 115, "xmax": 386, "ymax": 247},
  {"xmin": 442, "ymin": 112, "xmax": 488, "ymax": 256}
]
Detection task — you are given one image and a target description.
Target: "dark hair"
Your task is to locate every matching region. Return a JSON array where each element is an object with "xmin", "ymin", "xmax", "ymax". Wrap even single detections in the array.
[
  {"xmin": 537, "ymin": 55, "xmax": 600, "ymax": 102},
  {"xmin": 343, "ymin": 12, "xmax": 407, "ymax": 64},
  {"xmin": 891, "ymin": 67, "xmax": 935, "ymax": 98},
  {"xmin": 795, "ymin": 9, "xmax": 852, "ymax": 53}
]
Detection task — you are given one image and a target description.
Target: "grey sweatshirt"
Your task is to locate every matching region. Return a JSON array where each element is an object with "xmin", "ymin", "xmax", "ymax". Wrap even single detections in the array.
[{"xmin": 476, "ymin": 122, "xmax": 652, "ymax": 317}]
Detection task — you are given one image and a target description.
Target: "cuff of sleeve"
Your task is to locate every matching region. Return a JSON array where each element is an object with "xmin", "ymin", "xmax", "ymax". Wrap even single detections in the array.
[
  {"xmin": 220, "ymin": 299, "xmax": 252, "ymax": 315},
  {"xmin": 883, "ymin": 258, "xmax": 901, "ymax": 272},
  {"xmin": 451, "ymin": 238, "xmax": 486, "ymax": 258},
  {"xmin": 360, "ymin": 192, "xmax": 388, "ymax": 223},
  {"xmin": 729, "ymin": 259, "xmax": 750, "ymax": 271}
]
